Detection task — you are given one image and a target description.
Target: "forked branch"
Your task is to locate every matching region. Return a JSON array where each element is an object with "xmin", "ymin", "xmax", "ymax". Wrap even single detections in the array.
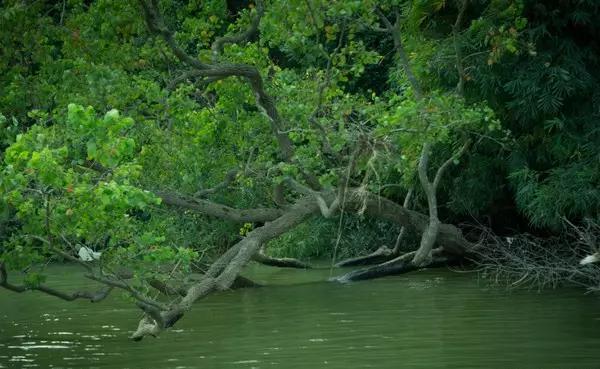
[{"xmin": 138, "ymin": 0, "xmax": 295, "ymax": 161}]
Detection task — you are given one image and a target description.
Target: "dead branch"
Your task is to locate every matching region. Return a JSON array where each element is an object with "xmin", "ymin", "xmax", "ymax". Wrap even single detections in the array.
[
  {"xmin": 333, "ymin": 247, "xmax": 454, "ymax": 282},
  {"xmin": 469, "ymin": 223, "xmax": 600, "ymax": 290}
]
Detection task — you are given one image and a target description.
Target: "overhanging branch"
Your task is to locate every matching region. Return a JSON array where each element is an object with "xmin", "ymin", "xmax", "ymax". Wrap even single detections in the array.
[
  {"xmin": 138, "ymin": 0, "xmax": 295, "ymax": 161},
  {"xmin": 156, "ymin": 191, "xmax": 284, "ymax": 222},
  {"xmin": 131, "ymin": 197, "xmax": 319, "ymax": 340},
  {"xmin": 0, "ymin": 262, "xmax": 113, "ymax": 303}
]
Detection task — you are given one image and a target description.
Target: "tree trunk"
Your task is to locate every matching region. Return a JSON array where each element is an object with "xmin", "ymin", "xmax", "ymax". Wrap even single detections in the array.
[
  {"xmin": 333, "ymin": 248, "xmax": 456, "ymax": 283},
  {"xmin": 131, "ymin": 197, "xmax": 318, "ymax": 340}
]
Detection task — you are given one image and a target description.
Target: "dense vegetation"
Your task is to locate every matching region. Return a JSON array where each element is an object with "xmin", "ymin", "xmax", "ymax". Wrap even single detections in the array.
[{"xmin": 0, "ymin": 0, "xmax": 598, "ymax": 340}]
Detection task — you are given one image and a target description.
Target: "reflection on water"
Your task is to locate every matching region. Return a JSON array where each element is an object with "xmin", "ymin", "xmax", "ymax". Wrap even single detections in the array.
[{"xmin": 1, "ymin": 264, "xmax": 600, "ymax": 368}]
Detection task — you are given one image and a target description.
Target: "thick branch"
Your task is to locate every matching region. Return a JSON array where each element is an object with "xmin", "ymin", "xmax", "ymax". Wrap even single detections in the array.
[
  {"xmin": 167, "ymin": 70, "xmax": 220, "ymax": 90},
  {"xmin": 342, "ymin": 190, "xmax": 472, "ymax": 254},
  {"xmin": 139, "ymin": 0, "xmax": 295, "ymax": 161},
  {"xmin": 418, "ymin": 143, "xmax": 434, "ymax": 199},
  {"xmin": 157, "ymin": 191, "xmax": 284, "ymax": 223},
  {"xmin": 131, "ymin": 197, "xmax": 319, "ymax": 340},
  {"xmin": 335, "ymin": 246, "xmax": 394, "ymax": 267},
  {"xmin": 211, "ymin": 0, "xmax": 264, "ymax": 61},
  {"xmin": 333, "ymin": 247, "xmax": 453, "ymax": 283},
  {"xmin": 413, "ymin": 140, "xmax": 470, "ymax": 266},
  {"xmin": 375, "ymin": 8, "xmax": 423, "ymax": 99}
]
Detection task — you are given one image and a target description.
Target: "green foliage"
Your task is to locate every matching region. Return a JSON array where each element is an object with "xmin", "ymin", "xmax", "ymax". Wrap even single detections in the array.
[
  {"xmin": 267, "ymin": 215, "xmax": 408, "ymax": 260},
  {"xmin": 0, "ymin": 105, "xmax": 181, "ymax": 283},
  {"xmin": 0, "ymin": 0, "xmax": 597, "ymax": 288},
  {"xmin": 465, "ymin": 0, "xmax": 600, "ymax": 228}
]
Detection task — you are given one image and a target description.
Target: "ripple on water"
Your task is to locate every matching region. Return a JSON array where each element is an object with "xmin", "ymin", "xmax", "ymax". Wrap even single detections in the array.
[
  {"xmin": 8, "ymin": 344, "xmax": 71, "ymax": 350},
  {"xmin": 9, "ymin": 355, "xmax": 35, "ymax": 362},
  {"xmin": 81, "ymin": 335, "xmax": 101, "ymax": 340},
  {"xmin": 231, "ymin": 359, "xmax": 260, "ymax": 364}
]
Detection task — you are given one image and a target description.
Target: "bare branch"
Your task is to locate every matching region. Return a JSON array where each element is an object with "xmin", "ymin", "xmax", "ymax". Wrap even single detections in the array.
[
  {"xmin": 85, "ymin": 273, "xmax": 167, "ymax": 311},
  {"xmin": 167, "ymin": 70, "xmax": 224, "ymax": 90},
  {"xmin": 253, "ymin": 246, "xmax": 311, "ymax": 269},
  {"xmin": 375, "ymin": 7, "xmax": 423, "ymax": 100},
  {"xmin": 418, "ymin": 142, "xmax": 434, "ymax": 198},
  {"xmin": 131, "ymin": 197, "xmax": 319, "ymax": 340},
  {"xmin": 391, "ymin": 187, "xmax": 414, "ymax": 254},
  {"xmin": 315, "ymin": 195, "xmax": 340, "ymax": 218},
  {"xmin": 282, "ymin": 177, "xmax": 339, "ymax": 217}
]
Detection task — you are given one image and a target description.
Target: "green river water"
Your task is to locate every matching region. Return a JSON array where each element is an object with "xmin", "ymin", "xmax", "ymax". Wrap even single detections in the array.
[{"xmin": 1, "ymin": 264, "xmax": 600, "ymax": 368}]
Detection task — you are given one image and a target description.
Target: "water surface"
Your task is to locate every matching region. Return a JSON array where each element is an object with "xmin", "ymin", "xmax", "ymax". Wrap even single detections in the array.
[{"xmin": 1, "ymin": 264, "xmax": 600, "ymax": 368}]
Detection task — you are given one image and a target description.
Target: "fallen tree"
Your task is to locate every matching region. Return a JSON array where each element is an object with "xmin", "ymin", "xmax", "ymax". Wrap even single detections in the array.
[{"xmin": 0, "ymin": 0, "xmax": 511, "ymax": 341}]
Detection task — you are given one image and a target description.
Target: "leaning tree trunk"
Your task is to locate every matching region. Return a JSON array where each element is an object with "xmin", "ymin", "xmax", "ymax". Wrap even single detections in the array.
[
  {"xmin": 333, "ymin": 8, "xmax": 473, "ymax": 282},
  {"xmin": 332, "ymin": 248, "xmax": 460, "ymax": 283},
  {"xmin": 335, "ymin": 188, "xmax": 413, "ymax": 267},
  {"xmin": 130, "ymin": 197, "xmax": 319, "ymax": 340},
  {"xmin": 126, "ymin": 0, "xmax": 476, "ymax": 340}
]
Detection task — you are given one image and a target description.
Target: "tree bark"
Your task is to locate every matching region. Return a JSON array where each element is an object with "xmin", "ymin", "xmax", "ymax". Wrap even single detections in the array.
[
  {"xmin": 412, "ymin": 143, "xmax": 440, "ymax": 266},
  {"xmin": 130, "ymin": 197, "xmax": 318, "ymax": 340},
  {"xmin": 253, "ymin": 247, "xmax": 312, "ymax": 269},
  {"xmin": 343, "ymin": 190, "xmax": 472, "ymax": 254},
  {"xmin": 333, "ymin": 247, "xmax": 457, "ymax": 283},
  {"xmin": 157, "ymin": 191, "xmax": 284, "ymax": 223}
]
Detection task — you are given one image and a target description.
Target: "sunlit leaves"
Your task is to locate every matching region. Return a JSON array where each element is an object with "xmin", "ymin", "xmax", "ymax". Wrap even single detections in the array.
[{"xmin": 0, "ymin": 105, "xmax": 163, "ymax": 275}]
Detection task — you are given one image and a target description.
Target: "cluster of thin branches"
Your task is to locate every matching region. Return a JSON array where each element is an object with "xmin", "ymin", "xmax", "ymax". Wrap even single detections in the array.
[{"xmin": 468, "ymin": 219, "xmax": 600, "ymax": 291}]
